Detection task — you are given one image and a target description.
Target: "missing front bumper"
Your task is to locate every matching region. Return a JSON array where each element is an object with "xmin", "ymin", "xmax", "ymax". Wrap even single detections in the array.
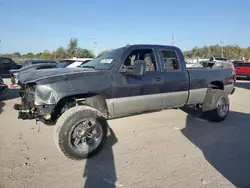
[
  {"xmin": 14, "ymin": 103, "xmax": 55, "ymax": 120},
  {"xmin": 18, "ymin": 111, "xmax": 37, "ymax": 120}
]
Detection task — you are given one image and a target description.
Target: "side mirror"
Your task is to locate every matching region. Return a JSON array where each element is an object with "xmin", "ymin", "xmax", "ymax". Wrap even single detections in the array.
[{"xmin": 121, "ymin": 60, "xmax": 146, "ymax": 76}]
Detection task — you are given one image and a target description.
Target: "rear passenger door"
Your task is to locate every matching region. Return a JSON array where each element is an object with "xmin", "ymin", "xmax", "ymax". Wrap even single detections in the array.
[{"xmin": 158, "ymin": 48, "xmax": 189, "ymax": 108}]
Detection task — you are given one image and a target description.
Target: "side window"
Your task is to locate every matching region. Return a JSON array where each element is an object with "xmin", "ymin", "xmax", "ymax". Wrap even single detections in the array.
[
  {"xmin": 2, "ymin": 58, "xmax": 12, "ymax": 64},
  {"xmin": 160, "ymin": 50, "xmax": 180, "ymax": 71},
  {"xmin": 124, "ymin": 49, "xmax": 157, "ymax": 71}
]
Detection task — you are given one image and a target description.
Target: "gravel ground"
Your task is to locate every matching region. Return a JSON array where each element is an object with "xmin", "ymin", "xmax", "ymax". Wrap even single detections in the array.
[{"xmin": 0, "ymin": 79, "xmax": 250, "ymax": 188}]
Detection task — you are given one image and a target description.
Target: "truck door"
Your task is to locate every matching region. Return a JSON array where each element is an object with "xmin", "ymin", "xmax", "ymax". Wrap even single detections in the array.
[
  {"xmin": 111, "ymin": 47, "xmax": 164, "ymax": 117},
  {"xmin": 158, "ymin": 48, "xmax": 189, "ymax": 108}
]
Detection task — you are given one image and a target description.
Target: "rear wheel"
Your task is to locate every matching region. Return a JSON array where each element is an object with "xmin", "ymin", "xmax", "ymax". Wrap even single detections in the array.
[
  {"xmin": 202, "ymin": 89, "xmax": 230, "ymax": 122},
  {"xmin": 54, "ymin": 106, "xmax": 107, "ymax": 160}
]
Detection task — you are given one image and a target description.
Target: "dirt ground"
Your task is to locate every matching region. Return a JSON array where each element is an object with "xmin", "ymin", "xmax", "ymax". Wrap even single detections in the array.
[{"xmin": 0, "ymin": 79, "xmax": 250, "ymax": 188}]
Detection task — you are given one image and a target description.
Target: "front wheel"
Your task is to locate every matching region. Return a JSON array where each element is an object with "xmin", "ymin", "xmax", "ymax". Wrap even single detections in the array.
[
  {"xmin": 54, "ymin": 106, "xmax": 108, "ymax": 160},
  {"xmin": 202, "ymin": 89, "xmax": 230, "ymax": 122}
]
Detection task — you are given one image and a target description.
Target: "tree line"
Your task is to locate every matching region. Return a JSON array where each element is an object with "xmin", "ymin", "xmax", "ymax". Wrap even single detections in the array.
[
  {"xmin": 1, "ymin": 38, "xmax": 109, "ymax": 61},
  {"xmin": 2, "ymin": 39, "xmax": 250, "ymax": 61},
  {"xmin": 184, "ymin": 45, "xmax": 250, "ymax": 60}
]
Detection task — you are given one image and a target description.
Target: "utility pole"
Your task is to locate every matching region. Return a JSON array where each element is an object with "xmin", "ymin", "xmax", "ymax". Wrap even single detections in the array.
[
  {"xmin": 220, "ymin": 40, "xmax": 224, "ymax": 58},
  {"xmin": 172, "ymin": 33, "xmax": 175, "ymax": 46},
  {"xmin": 93, "ymin": 37, "xmax": 98, "ymax": 58}
]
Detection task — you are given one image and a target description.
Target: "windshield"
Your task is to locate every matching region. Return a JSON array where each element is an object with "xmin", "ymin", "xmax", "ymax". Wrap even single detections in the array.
[
  {"xmin": 56, "ymin": 60, "xmax": 74, "ymax": 68},
  {"xmin": 80, "ymin": 47, "xmax": 125, "ymax": 70}
]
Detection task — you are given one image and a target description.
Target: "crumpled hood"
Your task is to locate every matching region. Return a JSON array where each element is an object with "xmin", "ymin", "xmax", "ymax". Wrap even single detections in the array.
[
  {"xmin": 10, "ymin": 63, "xmax": 56, "ymax": 74},
  {"xmin": 19, "ymin": 68, "xmax": 100, "ymax": 84}
]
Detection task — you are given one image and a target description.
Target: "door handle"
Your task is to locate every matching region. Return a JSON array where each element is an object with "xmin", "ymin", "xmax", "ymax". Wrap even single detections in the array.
[{"xmin": 154, "ymin": 77, "xmax": 163, "ymax": 82}]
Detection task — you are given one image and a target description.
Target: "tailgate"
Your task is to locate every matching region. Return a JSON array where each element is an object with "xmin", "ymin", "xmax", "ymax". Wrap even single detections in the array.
[{"xmin": 234, "ymin": 62, "xmax": 250, "ymax": 75}]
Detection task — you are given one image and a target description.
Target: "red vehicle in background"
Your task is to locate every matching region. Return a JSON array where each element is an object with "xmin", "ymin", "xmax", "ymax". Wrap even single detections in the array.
[{"xmin": 233, "ymin": 61, "xmax": 250, "ymax": 80}]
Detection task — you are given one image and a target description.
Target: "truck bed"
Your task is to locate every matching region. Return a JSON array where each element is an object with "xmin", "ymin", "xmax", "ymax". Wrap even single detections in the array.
[{"xmin": 185, "ymin": 67, "xmax": 234, "ymax": 105}]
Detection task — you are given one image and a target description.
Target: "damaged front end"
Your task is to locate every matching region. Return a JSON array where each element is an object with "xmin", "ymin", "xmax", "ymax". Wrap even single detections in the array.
[
  {"xmin": 14, "ymin": 83, "xmax": 37, "ymax": 119},
  {"xmin": 14, "ymin": 83, "xmax": 56, "ymax": 124}
]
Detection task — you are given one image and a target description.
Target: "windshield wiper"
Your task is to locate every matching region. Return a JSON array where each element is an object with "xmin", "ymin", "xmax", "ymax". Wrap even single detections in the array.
[{"xmin": 80, "ymin": 65, "xmax": 95, "ymax": 69}]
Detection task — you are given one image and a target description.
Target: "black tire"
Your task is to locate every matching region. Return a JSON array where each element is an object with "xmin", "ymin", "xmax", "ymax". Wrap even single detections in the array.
[
  {"xmin": 202, "ymin": 89, "xmax": 230, "ymax": 122},
  {"xmin": 54, "ymin": 106, "xmax": 108, "ymax": 160}
]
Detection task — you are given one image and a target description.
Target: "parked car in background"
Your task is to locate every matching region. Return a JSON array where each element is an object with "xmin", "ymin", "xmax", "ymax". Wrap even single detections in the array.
[
  {"xmin": 56, "ymin": 58, "xmax": 93, "ymax": 68},
  {"xmin": 0, "ymin": 76, "xmax": 8, "ymax": 94},
  {"xmin": 10, "ymin": 62, "xmax": 58, "ymax": 85},
  {"xmin": 209, "ymin": 57, "xmax": 229, "ymax": 62},
  {"xmin": 10, "ymin": 58, "xmax": 93, "ymax": 85},
  {"xmin": 233, "ymin": 61, "xmax": 250, "ymax": 80},
  {"xmin": 185, "ymin": 62, "xmax": 203, "ymax": 68},
  {"xmin": 23, "ymin": 59, "xmax": 58, "ymax": 67},
  {"xmin": 0, "ymin": 57, "xmax": 22, "ymax": 76}
]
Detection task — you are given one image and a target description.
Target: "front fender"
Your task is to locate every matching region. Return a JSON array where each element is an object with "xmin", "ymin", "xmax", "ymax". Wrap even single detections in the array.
[{"xmin": 34, "ymin": 80, "xmax": 70, "ymax": 105}]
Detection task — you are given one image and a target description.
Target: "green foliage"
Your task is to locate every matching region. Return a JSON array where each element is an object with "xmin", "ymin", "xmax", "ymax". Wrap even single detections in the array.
[
  {"xmin": 26, "ymin": 53, "xmax": 34, "ymax": 59},
  {"xmin": 40, "ymin": 50, "xmax": 52, "ymax": 60},
  {"xmin": 97, "ymin": 50, "xmax": 110, "ymax": 57},
  {"xmin": 76, "ymin": 48, "xmax": 94, "ymax": 58},
  {"xmin": 21, "ymin": 52, "xmax": 34, "ymax": 59},
  {"xmin": 54, "ymin": 47, "xmax": 67, "ymax": 59},
  {"xmin": 13, "ymin": 52, "xmax": 21, "ymax": 58},
  {"xmin": 5, "ymin": 40, "xmax": 250, "ymax": 61},
  {"xmin": 183, "ymin": 45, "xmax": 250, "ymax": 59},
  {"xmin": 67, "ymin": 38, "xmax": 78, "ymax": 58}
]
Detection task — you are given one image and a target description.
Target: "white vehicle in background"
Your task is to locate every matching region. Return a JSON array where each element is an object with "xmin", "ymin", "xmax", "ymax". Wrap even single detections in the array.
[
  {"xmin": 209, "ymin": 57, "xmax": 229, "ymax": 62},
  {"xmin": 185, "ymin": 62, "xmax": 203, "ymax": 68},
  {"xmin": 57, "ymin": 58, "xmax": 93, "ymax": 68}
]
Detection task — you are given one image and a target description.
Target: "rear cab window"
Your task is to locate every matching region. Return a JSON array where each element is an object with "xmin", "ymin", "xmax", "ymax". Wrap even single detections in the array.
[
  {"xmin": 241, "ymin": 63, "xmax": 250, "ymax": 67},
  {"xmin": 159, "ymin": 49, "xmax": 180, "ymax": 71},
  {"xmin": 233, "ymin": 61, "xmax": 250, "ymax": 67}
]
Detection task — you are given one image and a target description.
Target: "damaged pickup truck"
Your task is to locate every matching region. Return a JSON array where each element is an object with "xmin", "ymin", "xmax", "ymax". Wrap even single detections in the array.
[{"xmin": 14, "ymin": 44, "xmax": 235, "ymax": 160}]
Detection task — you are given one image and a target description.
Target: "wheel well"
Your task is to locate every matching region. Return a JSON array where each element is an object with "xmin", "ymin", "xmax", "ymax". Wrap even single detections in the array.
[
  {"xmin": 210, "ymin": 81, "xmax": 224, "ymax": 90},
  {"xmin": 51, "ymin": 93, "xmax": 109, "ymax": 120}
]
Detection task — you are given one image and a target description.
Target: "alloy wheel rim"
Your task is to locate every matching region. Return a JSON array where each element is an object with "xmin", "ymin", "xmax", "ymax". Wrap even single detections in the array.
[
  {"xmin": 217, "ymin": 96, "xmax": 229, "ymax": 117},
  {"xmin": 69, "ymin": 118, "xmax": 103, "ymax": 153}
]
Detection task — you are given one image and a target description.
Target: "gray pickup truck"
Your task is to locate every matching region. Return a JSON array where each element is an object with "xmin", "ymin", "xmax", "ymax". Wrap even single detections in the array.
[{"xmin": 14, "ymin": 44, "xmax": 235, "ymax": 160}]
